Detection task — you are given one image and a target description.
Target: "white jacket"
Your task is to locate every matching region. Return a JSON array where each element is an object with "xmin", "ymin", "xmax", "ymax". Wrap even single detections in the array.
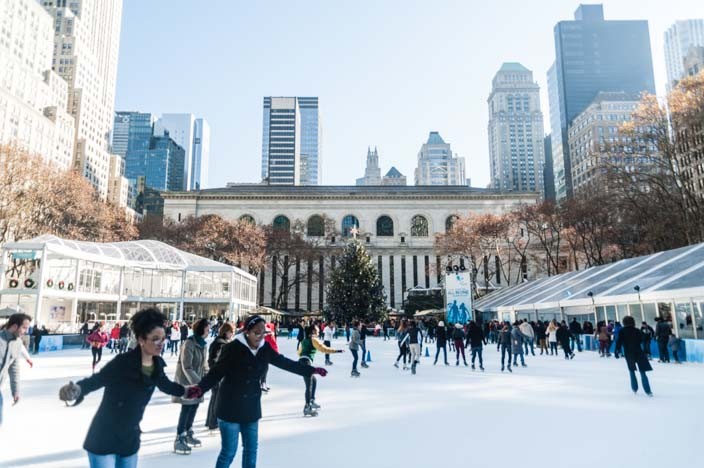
[{"xmin": 323, "ymin": 326, "xmax": 335, "ymax": 341}]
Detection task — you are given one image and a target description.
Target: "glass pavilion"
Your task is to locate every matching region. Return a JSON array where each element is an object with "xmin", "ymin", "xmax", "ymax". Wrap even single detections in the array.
[
  {"xmin": 0, "ymin": 235, "xmax": 257, "ymax": 332},
  {"xmin": 475, "ymin": 242, "xmax": 704, "ymax": 340}
]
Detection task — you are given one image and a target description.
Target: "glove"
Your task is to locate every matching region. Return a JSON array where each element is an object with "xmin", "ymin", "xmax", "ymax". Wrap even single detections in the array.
[
  {"xmin": 312, "ymin": 367, "xmax": 328, "ymax": 377},
  {"xmin": 185, "ymin": 385, "xmax": 203, "ymax": 399},
  {"xmin": 337, "ymin": 349, "xmax": 344, "ymax": 353},
  {"xmin": 59, "ymin": 381, "xmax": 81, "ymax": 402}
]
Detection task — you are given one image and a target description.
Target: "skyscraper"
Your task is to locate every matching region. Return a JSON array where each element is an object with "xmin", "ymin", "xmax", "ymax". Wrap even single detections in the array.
[
  {"xmin": 664, "ymin": 20, "xmax": 704, "ymax": 89},
  {"xmin": 125, "ymin": 133, "xmax": 185, "ymax": 192},
  {"xmin": 262, "ymin": 96, "xmax": 321, "ymax": 185},
  {"xmin": 42, "ymin": 0, "xmax": 124, "ymax": 201},
  {"xmin": 548, "ymin": 4, "xmax": 655, "ymax": 200},
  {"xmin": 487, "ymin": 63, "xmax": 545, "ymax": 194},
  {"xmin": 0, "ymin": 0, "xmax": 75, "ymax": 170},
  {"xmin": 414, "ymin": 132, "xmax": 465, "ymax": 186},
  {"xmin": 112, "ymin": 112, "xmax": 155, "ymax": 158},
  {"xmin": 154, "ymin": 113, "xmax": 210, "ymax": 191}
]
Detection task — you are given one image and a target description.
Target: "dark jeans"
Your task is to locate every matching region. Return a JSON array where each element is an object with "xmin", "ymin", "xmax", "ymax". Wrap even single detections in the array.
[
  {"xmin": 91, "ymin": 347, "xmax": 103, "ymax": 367},
  {"xmin": 643, "ymin": 338, "xmax": 652, "ymax": 356},
  {"xmin": 501, "ymin": 345, "xmax": 512, "ymax": 368},
  {"xmin": 471, "ymin": 346, "xmax": 483, "ymax": 366},
  {"xmin": 454, "ymin": 339, "xmax": 466, "ymax": 363},
  {"xmin": 169, "ymin": 340, "xmax": 179, "ymax": 355},
  {"xmin": 351, "ymin": 349, "xmax": 359, "ymax": 371},
  {"xmin": 570, "ymin": 334, "xmax": 582, "ymax": 352},
  {"xmin": 434, "ymin": 344, "xmax": 447, "ymax": 364},
  {"xmin": 361, "ymin": 341, "xmax": 367, "ymax": 362},
  {"xmin": 629, "ymin": 369, "xmax": 652, "ymax": 394},
  {"xmin": 561, "ymin": 341, "xmax": 572, "ymax": 357},
  {"xmin": 512, "ymin": 352, "xmax": 525, "ymax": 366},
  {"xmin": 34, "ymin": 337, "xmax": 42, "ymax": 353},
  {"xmin": 523, "ymin": 338, "xmax": 535, "ymax": 355},
  {"xmin": 206, "ymin": 383, "xmax": 220, "ymax": 430},
  {"xmin": 299, "ymin": 358, "xmax": 316, "ymax": 404},
  {"xmin": 216, "ymin": 419, "xmax": 258, "ymax": 468},
  {"xmin": 549, "ymin": 342, "xmax": 558, "ymax": 355},
  {"xmin": 177, "ymin": 404, "xmax": 199, "ymax": 434},
  {"xmin": 657, "ymin": 339, "xmax": 670, "ymax": 362},
  {"xmin": 396, "ymin": 344, "xmax": 408, "ymax": 364}
]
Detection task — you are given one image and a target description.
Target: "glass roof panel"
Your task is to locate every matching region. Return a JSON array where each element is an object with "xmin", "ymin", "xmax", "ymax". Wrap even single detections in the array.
[
  {"xmin": 652, "ymin": 263, "xmax": 704, "ymax": 292},
  {"xmin": 505, "ymin": 268, "xmax": 592, "ymax": 306}
]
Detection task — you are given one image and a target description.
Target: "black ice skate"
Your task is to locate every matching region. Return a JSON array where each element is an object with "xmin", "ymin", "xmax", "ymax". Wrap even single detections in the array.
[
  {"xmin": 303, "ymin": 404, "xmax": 319, "ymax": 417},
  {"xmin": 351, "ymin": 370, "xmax": 361, "ymax": 377},
  {"xmin": 174, "ymin": 434, "xmax": 191, "ymax": 455},
  {"xmin": 310, "ymin": 400, "xmax": 321, "ymax": 410},
  {"xmin": 186, "ymin": 430, "xmax": 201, "ymax": 447}
]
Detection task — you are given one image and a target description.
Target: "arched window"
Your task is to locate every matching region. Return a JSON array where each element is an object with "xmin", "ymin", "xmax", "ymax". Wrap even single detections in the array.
[
  {"xmin": 341, "ymin": 215, "xmax": 360, "ymax": 237},
  {"xmin": 239, "ymin": 214, "xmax": 255, "ymax": 225},
  {"xmin": 272, "ymin": 215, "xmax": 290, "ymax": 232},
  {"xmin": 411, "ymin": 215, "xmax": 429, "ymax": 237},
  {"xmin": 307, "ymin": 215, "xmax": 324, "ymax": 237},
  {"xmin": 446, "ymin": 215, "xmax": 459, "ymax": 233},
  {"xmin": 376, "ymin": 216, "xmax": 394, "ymax": 237}
]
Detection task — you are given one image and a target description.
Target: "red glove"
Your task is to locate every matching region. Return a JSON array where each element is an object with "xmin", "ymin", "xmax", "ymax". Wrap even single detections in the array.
[
  {"xmin": 312, "ymin": 367, "xmax": 328, "ymax": 377},
  {"xmin": 185, "ymin": 385, "xmax": 203, "ymax": 399}
]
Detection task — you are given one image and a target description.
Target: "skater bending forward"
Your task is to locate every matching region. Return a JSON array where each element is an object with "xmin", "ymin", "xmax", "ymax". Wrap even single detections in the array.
[
  {"xmin": 58, "ymin": 308, "xmax": 191, "ymax": 468},
  {"xmin": 189, "ymin": 315, "xmax": 328, "ymax": 468},
  {"xmin": 299, "ymin": 325, "xmax": 344, "ymax": 416}
]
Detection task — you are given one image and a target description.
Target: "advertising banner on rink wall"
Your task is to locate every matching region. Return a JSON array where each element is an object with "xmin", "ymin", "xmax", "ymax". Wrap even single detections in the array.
[{"xmin": 445, "ymin": 272, "xmax": 472, "ymax": 324}]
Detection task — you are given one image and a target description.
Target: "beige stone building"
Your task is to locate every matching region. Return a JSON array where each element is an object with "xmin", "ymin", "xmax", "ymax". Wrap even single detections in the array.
[{"xmin": 162, "ymin": 185, "xmax": 538, "ymax": 313}]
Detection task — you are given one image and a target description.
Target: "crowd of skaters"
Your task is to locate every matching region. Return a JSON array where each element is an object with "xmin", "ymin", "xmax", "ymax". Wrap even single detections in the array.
[{"xmin": 0, "ymin": 308, "xmax": 688, "ymax": 468}]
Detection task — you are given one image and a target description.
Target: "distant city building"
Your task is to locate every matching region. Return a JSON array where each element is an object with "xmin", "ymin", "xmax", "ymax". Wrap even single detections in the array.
[
  {"xmin": 683, "ymin": 46, "xmax": 704, "ymax": 79},
  {"xmin": 664, "ymin": 20, "xmax": 704, "ymax": 90},
  {"xmin": 543, "ymin": 135, "xmax": 555, "ymax": 201},
  {"xmin": 487, "ymin": 62, "xmax": 545, "ymax": 194},
  {"xmin": 0, "ymin": 0, "xmax": 75, "ymax": 169},
  {"xmin": 112, "ymin": 112, "xmax": 155, "ymax": 158},
  {"xmin": 567, "ymin": 92, "xmax": 641, "ymax": 195},
  {"xmin": 262, "ymin": 97, "xmax": 321, "ymax": 185},
  {"xmin": 414, "ymin": 132, "xmax": 465, "ymax": 186},
  {"xmin": 548, "ymin": 4, "xmax": 655, "ymax": 200},
  {"xmin": 154, "ymin": 113, "xmax": 210, "ymax": 190},
  {"xmin": 357, "ymin": 147, "xmax": 382, "ymax": 185},
  {"xmin": 382, "ymin": 167, "xmax": 407, "ymax": 186},
  {"xmin": 125, "ymin": 133, "xmax": 186, "ymax": 192},
  {"xmin": 43, "ymin": 0, "xmax": 124, "ymax": 201}
]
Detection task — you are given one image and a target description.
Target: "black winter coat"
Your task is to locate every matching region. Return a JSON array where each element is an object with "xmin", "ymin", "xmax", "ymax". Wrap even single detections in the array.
[
  {"xmin": 498, "ymin": 329, "xmax": 511, "ymax": 346},
  {"xmin": 208, "ymin": 337, "xmax": 228, "ymax": 368},
  {"xmin": 556, "ymin": 326, "xmax": 571, "ymax": 345},
  {"xmin": 76, "ymin": 347, "xmax": 185, "ymax": 456},
  {"xmin": 569, "ymin": 321, "xmax": 582, "ymax": 335},
  {"xmin": 435, "ymin": 327, "xmax": 447, "ymax": 346},
  {"xmin": 198, "ymin": 337, "xmax": 314, "ymax": 423},
  {"xmin": 615, "ymin": 326, "xmax": 653, "ymax": 372},
  {"xmin": 466, "ymin": 326, "xmax": 485, "ymax": 348},
  {"xmin": 451, "ymin": 328, "xmax": 466, "ymax": 341}
]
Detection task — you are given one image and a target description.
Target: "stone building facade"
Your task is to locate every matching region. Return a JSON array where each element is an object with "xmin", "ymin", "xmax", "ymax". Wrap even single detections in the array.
[{"xmin": 162, "ymin": 185, "xmax": 539, "ymax": 313}]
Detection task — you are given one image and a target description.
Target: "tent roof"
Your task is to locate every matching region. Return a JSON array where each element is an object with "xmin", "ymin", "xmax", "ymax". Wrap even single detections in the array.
[
  {"xmin": 475, "ymin": 242, "xmax": 704, "ymax": 312},
  {"xmin": 3, "ymin": 235, "xmax": 255, "ymax": 278}
]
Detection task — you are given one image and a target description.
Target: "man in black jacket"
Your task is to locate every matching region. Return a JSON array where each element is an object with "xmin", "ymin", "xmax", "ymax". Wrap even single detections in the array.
[
  {"xmin": 569, "ymin": 318, "xmax": 583, "ymax": 352},
  {"xmin": 360, "ymin": 322, "xmax": 369, "ymax": 368},
  {"xmin": 654, "ymin": 317, "xmax": 672, "ymax": 363}
]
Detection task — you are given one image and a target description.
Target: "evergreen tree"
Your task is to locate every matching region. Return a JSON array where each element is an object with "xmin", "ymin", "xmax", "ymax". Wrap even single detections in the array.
[{"xmin": 325, "ymin": 240, "xmax": 386, "ymax": 324}]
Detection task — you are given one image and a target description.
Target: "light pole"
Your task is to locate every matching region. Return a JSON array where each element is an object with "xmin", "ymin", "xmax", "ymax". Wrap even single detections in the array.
[{"xmin": 634, "ymin": 285, "xmax": 643, "ymax": 322}]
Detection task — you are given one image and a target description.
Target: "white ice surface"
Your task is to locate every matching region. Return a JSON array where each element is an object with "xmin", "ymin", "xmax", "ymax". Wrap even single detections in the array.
[{"xmin": 1, "ymin": 337, "xmax": 702, "ymax": 468}]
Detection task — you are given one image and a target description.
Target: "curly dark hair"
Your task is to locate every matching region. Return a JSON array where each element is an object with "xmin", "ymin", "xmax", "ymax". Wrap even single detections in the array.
[
  {"xmin": 192, "ymin": 318, "xmax": 209, "ymax": 337},
  {"xmin": 130, "ymin": 308, "xmax": 167, "ymax": 339}
]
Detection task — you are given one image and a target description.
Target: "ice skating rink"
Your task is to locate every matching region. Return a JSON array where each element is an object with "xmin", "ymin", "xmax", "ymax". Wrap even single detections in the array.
[{"xmin": 1, "ymin": 337, "xmax": 702, "ymax": 468}]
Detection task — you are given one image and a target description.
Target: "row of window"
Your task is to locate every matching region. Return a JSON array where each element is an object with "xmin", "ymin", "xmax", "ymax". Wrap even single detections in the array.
[{"xmin": 239, "ymin": 214, "xmax": 463, "ymax": 238}]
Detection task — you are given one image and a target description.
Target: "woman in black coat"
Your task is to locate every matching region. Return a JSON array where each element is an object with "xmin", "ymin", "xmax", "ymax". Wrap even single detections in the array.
[
  {"xmin": 58, "ymin": 308, "xmax": 189, "ymax": 468},
  {"xmin": 615, "ymin": 315, "xmax": 653, "ymax": 396},
  {"xmin": 206, "ymin": 322, "xmax": 234, "ymax": 430},
  {"xmin": 465, "ymin": 320, "xmax": 486, "ymax": 370},
  {"xmin": 191, "ymin": 315, "xmax": 328, "ymax": 468}
]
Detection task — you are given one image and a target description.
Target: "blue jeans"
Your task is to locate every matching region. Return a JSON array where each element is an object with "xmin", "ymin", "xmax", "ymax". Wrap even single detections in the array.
[
  {"xmin": 217, "ymin": 419, "xmax": 259, "ymax": 468},
  {"xmin": 629, "ymin": 369, "xmax": 652, "ymax": 394},
  {"xmin": 0, "ymin": 391, "xmax": 4, "ymax": 426},
  {"xmin": 351, "ymin": 349, "xmax": 359, "ymax": 371},
  {"xmin": 86, "ymin": 452, "xmax": 138, "ymax": 468},
  {"xmin": 360, "ymin": 341, "xmax": 367, "ymax": 362}
]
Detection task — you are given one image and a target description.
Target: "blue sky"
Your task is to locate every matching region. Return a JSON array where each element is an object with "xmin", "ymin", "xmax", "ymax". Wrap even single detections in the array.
[{"xmin": 115, "ymin": 0, "xmax": 703, "ymax": 188}]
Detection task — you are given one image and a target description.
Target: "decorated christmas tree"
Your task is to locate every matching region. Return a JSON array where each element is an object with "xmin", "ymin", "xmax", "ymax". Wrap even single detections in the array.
[{"xmin": 325, "ymin": 240, "xmax": 386, "ymax": 324}]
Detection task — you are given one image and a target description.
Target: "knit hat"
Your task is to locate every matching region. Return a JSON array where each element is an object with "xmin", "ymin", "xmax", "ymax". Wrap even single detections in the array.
[
  {"xmin": 455, "ymin": 323, "xmax": 463, "ymax": 329},
  {"xmin": 438, "ymin": 321, "xmax": 445, "ymax": 327}
]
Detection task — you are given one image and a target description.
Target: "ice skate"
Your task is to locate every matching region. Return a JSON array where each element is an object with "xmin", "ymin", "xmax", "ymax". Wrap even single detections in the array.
[
  {"xmin": 471, "ymin": 364, "xmax": 475, "ymax": 370},
  {"xmin": 174, "ymin": 434, "xmax": 191, "ymax": 455},
  {"xmin": 507, "ymin": 366, "xmax": 512, "ymax": 373},
  {"xmin": 303, "ymin": 404, "xmax": 319, "ymax": 417},
  {"xmin": 185, "ymin": 430, "xmax": 201, "ymax": 447},
  {"xmin": 479, "ymin": 365, "xmax": 485, "ymax": 371},
  {"xmin": 521, "ymin": 363, "xmax": 527, "ymax": 367},
  {"xmin": 393, "ymin": 362, "xmax": 399, "ymax": 368},
  {"xmin": 351, "ymin": 370, "xmax": 360, "ymax": 377},
  {"xmin": 310, "ymin": 400, "xmax": 321, "ymax": 410}
]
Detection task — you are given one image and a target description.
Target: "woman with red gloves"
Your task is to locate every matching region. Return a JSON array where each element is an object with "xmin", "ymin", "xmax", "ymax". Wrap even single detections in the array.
[
  {"xmin": 185, "ymin": 315, "xmax": 328, "ymax": 468},
  {"xmin": 87, "ymin": 324, "xmax": 109, "ymax": 372}
]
